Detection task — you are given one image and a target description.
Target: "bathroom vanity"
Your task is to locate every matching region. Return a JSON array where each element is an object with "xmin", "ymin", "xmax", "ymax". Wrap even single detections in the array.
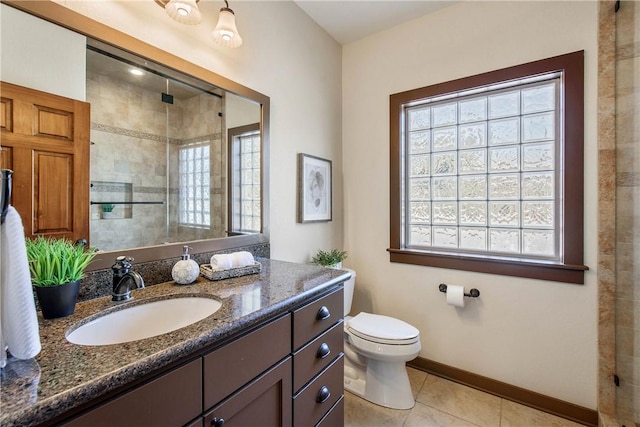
[{"xmin": 0, "ymin": 260, "xmax": 347, "ymax": 427}]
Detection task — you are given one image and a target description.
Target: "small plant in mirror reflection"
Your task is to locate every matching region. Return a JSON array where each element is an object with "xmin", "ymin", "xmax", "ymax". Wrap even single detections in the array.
[{"xmin": 101, "ymin": 204, "xmax": 115, "ymax": 213}]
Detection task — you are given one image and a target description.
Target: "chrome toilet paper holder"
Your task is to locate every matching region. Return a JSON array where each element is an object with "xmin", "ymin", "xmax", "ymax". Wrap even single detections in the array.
[{"xmin": 439, "ymin": 283, "xmax": 480, "ymax": 298}]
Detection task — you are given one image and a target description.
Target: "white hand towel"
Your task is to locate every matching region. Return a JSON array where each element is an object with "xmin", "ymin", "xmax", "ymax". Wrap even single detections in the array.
[
  {"xmin": 210, "ymin": 254, "xmax": 233, "ymax": 271},
  {"xmin": 0, "ymin": 206, "xmax": 41, "ymax": 368},
  {"xmin": 232, "ymin": 251, "xmax": 255, "ymax": 268}
]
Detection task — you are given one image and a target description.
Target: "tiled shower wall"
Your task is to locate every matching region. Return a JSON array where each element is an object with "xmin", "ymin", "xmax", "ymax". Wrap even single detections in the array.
[
  {"xmin": 615, "ymin": 1, "xmax": 640, "ymax": 423},
  {"xmin": 87, "ymin": 70, "xmax": 225, "ymax": 251},
  {"xmin": 167, "ymin": 92, "xmax": 226, "ymax": 244}
]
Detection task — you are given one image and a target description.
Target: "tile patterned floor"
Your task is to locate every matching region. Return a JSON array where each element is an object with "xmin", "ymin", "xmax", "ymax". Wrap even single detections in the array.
[{"xmin": 344, "ymin": 367, "xmax": 586, "ymax": 427}]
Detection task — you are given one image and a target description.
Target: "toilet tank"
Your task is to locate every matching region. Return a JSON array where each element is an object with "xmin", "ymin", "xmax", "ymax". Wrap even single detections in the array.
[{"xmin": 343, "ymin": 268, "xmax": 356, "ymax": 317}]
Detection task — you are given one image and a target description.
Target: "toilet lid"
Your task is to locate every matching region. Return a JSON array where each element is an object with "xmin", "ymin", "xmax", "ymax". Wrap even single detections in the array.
[{"xmin": 347, "ymin": 312, "xmax": 419, "ymax": 344}]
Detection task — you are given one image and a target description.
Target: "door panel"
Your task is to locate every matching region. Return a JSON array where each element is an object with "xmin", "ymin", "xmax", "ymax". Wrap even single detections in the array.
[
  {"xmin": 0, "ymin": 81, "xmax": 90, "ymax": 242},
  {"xmin": 34, "ymin": 105, "xmax": 74, "ymax": 140},
  {"xmin": 0, "ymin": 146, "xmax": 12, "ymax": 170},
  {"xmin": 33, "ymin": 151, "xmax": 73, "ymax": 234},
  {"xmin": 0, "ymin": 97, "xmax": 13, "ymax": 131}
]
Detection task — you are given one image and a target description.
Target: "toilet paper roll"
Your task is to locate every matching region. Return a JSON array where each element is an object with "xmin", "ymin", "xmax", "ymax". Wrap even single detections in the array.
[{"xmin": 446, "ymin": 284, "xmax": 465, "ymax": 308}]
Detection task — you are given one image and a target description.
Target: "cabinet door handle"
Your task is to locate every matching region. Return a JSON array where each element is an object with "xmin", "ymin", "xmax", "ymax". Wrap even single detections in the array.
[
  {"xmin": 316, "ymin": 342, "xmax": 331, "ymax": 359},
  {"xmin": 211, "ymin": 417, "xmax": 225, "ymax": 427},
  {"xmin": 316, "ymin": 306, "xmax": 331, "ymax": 320},
  {"xmin": 316, "ymin": 386, "xmax": 331, "ymax": 403}
]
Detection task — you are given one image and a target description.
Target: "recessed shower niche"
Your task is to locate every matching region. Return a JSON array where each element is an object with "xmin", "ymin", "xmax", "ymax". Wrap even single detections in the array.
[{"xmin": 91, "ymin": 180, "xmax": 134, "ymax": 220}]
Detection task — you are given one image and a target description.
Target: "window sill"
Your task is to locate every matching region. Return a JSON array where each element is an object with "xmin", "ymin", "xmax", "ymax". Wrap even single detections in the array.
[{"xmin": 387, "ymin": 248, "xmax": 588, "ymax": 284}]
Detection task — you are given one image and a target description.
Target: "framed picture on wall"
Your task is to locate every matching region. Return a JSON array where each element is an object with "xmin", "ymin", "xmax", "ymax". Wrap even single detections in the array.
[{"xmin": 297, "ymin": 153, "xmax": 332, "ymax": 223}]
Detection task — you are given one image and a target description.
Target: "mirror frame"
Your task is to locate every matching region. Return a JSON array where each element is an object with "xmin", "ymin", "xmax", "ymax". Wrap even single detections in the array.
[{"xmin": 2, "ymin": 0, "xmax": 270, "ymax": 271}]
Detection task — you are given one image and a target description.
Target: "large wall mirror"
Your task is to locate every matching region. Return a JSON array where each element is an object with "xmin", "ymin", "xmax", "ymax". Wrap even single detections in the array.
[
  {"xmin": 3, "ymin": 1, "xmax": 270, "ymax": 270},
  {"xmin": 87, "ymin": 41, "xmax": 261, "ymax": 251}
]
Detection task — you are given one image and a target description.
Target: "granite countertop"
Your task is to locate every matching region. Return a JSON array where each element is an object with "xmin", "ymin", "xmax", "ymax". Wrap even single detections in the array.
[{"xmin": 0, "ymin": 259, "xmax": 349, "ymax": 427}]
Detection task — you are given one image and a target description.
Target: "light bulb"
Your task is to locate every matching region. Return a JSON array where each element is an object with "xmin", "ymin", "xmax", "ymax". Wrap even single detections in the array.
[{"xmin": 164, "ymin": 0, "xmax": 201, "ymax": 25}]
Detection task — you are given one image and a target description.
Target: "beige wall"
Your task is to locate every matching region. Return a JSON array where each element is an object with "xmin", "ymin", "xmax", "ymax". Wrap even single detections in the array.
[
  {"xmin": 342, "ymin": 1, "xmax": 598, "ymax": 408},
  {"xmin": 0, "ymin": 3, "xmax": 86, "ymax": 99}
]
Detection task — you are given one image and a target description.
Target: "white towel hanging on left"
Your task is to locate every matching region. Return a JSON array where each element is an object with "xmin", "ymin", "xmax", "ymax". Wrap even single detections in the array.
[{"xmin": 0, "ymin": 206, "xmax": 41, "ymax": 368}]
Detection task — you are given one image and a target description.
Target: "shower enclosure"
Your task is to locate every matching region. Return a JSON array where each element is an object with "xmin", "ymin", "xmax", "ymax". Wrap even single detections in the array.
[{"xmin": 87, "ymin": 46, "xmax": 226, "ymax": 252}]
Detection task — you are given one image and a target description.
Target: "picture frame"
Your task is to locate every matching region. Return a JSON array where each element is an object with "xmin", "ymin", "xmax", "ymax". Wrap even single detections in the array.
[{"xmin": 297, "ymin": 153, "xmax": 332, "ymax": 223}]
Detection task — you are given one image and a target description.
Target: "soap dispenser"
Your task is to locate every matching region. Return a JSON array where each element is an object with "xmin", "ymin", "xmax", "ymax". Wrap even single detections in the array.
[{"xmin": 171, "ymin": 246, "xmax": 199, "ymax": 285}]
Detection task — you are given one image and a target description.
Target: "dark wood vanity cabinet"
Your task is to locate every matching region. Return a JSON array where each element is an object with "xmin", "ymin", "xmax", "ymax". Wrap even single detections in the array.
[
  {"xmin": 63, "ymin": 358, "xmax": 203, "ymax": 427},
  {"xmin": 203, "ymin": 357, "xmax": 292, "ymax": 426},
  {"xmin": 291, "ymin": 287, "xmax": 345, "ymax": 426},
  {"xmin": 60, "ymin": 286, "xmax": 344, "ymax": 427},
  {"xmin": 201, "ymin": 313, "xmax": 292, "ymax": 426}
]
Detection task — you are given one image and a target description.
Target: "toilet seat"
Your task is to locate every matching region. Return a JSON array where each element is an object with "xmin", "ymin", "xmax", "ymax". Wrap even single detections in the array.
[{"xmin": 347, "ymin": 312, "xmax": 419, "ymax": 345}]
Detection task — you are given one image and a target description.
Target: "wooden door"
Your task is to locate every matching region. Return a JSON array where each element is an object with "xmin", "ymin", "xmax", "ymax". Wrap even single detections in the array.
[{"xmin": 0, "ymin": 81, "xmax": 90, "ymax": 243}]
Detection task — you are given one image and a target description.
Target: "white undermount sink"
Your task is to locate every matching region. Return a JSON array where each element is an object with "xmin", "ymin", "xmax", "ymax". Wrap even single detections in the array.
[{"xmin": 66, "ymin": 297, "xmax": 222, "ymax": 346}]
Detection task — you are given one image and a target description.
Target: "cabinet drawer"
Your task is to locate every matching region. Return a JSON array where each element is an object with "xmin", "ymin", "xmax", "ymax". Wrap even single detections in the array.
[
  {"xmin": 292, "ymin": 287, "xmax": 343, "ymax": 350},
  {"xmin": 204, "ymin": 358, "xmax": 292, "ymax": 427},
  {"xmin": 64, "ymin": 358, "xmax": 202, "ymax": 427},
  {"xmin": 316, "ymin": 395, "xmax": 344, "ymax": 427},
  {"xmin": 293, "ymin": 320, "xmax": 343, "ymax": 392},
  {"xmin": 204, "ymin": 313, "xmax": 291, "ymax": 409},
  {"xmin": 293, "ymin": 354, "xmax": 344, "ymax": 427}
]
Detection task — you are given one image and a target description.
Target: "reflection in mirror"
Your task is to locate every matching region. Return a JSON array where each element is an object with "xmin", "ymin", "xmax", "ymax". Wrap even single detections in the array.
[
  {"xmin": 228, "ymin": 122, "xmax": 261, "ymax": 235},
  {"xmin": 86, "ymin": 42, "xmax": 261, "ymax": 252}
]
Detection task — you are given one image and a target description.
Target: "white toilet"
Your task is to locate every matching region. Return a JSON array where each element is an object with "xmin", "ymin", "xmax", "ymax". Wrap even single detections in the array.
[{"xmin": 342, "ymin": 268, "xmax": 421, "ymax": 410}]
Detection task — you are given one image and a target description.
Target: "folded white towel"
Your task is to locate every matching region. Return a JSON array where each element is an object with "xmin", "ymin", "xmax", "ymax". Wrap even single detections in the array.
[
  {"xmin": 232, "ymin": 251, "xmax": 255, "ymax": 268},
  {"xmin": 210, "ymin": 254, "xmax": 233, "ymax": 270},
  {"xmin": 210, "ymin": 251, "xmax": 255, "ymax": 271},
  {"xmin": 0, "ymin": 206, "xmax": 41, "ymax": 368}
]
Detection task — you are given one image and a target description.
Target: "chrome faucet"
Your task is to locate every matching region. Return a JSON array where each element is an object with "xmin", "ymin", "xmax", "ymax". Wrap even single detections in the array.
[{"xmin": 111, "ymin": 256, "xmax": 145, "ymax": 302}]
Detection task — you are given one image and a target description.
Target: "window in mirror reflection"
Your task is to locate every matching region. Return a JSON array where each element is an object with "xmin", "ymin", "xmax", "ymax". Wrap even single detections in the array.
[
  {"xmin": 179, "ymin": 143, "xmax": 211, "ymax": 227},
  {"xmin": 229, "ymin": 124, "xmax": 261, "ymax": 235}
]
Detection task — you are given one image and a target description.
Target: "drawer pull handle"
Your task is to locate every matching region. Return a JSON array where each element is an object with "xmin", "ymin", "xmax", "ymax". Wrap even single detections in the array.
[
  {"xmin": 316, "ymin": 306, "xmax": 331, "ymax": 320},
  {"xmin": 211, "ymin": 417, "xmax": 225, "ymax": 427},
  {"xmin": 316, "ymin": 386, "xmax": 331, "ymax": 403},
  {"xmin": 316, "ymin": 342, "xmax": 331, "ymax": 359}
]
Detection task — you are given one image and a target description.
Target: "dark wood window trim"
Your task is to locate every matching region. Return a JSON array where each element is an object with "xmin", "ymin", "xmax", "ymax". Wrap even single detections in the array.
[{"xmin": 389, "ymin": 51, "xmax": 588, "ymax": 284}]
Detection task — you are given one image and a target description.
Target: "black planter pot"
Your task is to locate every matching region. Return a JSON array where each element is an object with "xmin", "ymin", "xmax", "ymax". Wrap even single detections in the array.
[{"xmin": 34, "ymin": 280, "xmax": 80, "ymax": 319}]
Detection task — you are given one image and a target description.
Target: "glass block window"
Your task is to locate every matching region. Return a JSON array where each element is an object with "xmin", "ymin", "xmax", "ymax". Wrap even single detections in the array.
[
  {"xmin": 229, "ymin": 124, "xmax": 261, "ymax": 234},
  {"xmin": 178, "ymin": 143, "xmax": 211, "ymax": 227},
  {"xmin": 390, "ymin": 51, "xmax": 587, "ymax": 283},
  {"xmin": 404, "ymin": 78, "xmax": 560, "ymax": 260}
]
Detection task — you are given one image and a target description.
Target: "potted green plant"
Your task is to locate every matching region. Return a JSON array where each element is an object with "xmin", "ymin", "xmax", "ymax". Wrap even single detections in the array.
[
  {"xmin": 26, "ymin": 236, "xmax": 97, "ymax": 319},
  {"xmin": 101, "ymin": 203, "xmax": 115, "ymax": 219},
  {"xmin": 311, "ymin": 249, "xmax": 348, "ymax": 269}
]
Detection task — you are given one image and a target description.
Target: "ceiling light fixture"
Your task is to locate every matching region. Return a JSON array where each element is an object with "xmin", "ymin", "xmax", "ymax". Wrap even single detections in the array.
[
  {"xmin": 156, "ymin": 0, "xmax": 202, "ymax": 25},
  {"xmin": 212, "ymin": 1, "xmax": 243, "ymax": 48}
]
